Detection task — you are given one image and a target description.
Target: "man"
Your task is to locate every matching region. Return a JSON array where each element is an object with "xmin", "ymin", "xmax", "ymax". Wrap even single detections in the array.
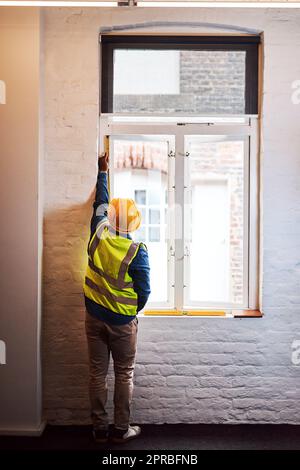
[{"xmin": 84, "ymin": 153, "xmax": 151, "ymax": 444}]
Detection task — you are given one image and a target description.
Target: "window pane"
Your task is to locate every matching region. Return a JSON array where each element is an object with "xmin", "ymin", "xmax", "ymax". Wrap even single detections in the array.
[
  {"xmin": 148, "ymin": 188, "xmax": 160, "ymax": 205},
  {"xmin": 149, "ymin": 208, "xmax": 160, "ymax": 224},
  {"xmin": 113, "ymin": 50, "xmax": 246, "ymax": 114},
  {"xmin": 114, "ymin": 50, "xmax": 180, "ymax": 95},
  {"xmin": 112, "ymin": 137, "xmax": 170, "ymax": 303},
  {"xmin": 185, "ymin": 137, "xmax": 245, "ymax": 305},
  {"xmin": 134, "ymin": 189, "xmax": 146, "ymax": 205},
  {"xmin": 135, "ymin": 226, "xmax": 146, "ymax": 242},
  {"xmin": 149, "ymin": 226, "xmax": 160, "ymax": 242}
]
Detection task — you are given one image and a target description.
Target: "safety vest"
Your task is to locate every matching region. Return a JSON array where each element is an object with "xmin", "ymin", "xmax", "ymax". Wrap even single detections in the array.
[{"xmin": 84, "ymin": 219, "xmax": 141, "ymax": 316}]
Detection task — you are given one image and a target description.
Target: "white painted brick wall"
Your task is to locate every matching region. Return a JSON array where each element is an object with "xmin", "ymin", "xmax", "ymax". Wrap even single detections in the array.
[{"xmin": 43, "ymin": 7, "xmax": 300, "ymax": 425}]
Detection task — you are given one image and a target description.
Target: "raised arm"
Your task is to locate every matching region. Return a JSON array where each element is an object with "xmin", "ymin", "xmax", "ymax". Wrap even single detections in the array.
[{"xmin": 90, "ymin": 153, "xmax": 109, "ymax": 236}]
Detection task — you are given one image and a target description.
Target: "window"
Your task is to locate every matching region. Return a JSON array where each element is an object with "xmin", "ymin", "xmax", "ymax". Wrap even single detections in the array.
[
  {"xmin": 101, "ymin": 35, "xmax": 259, "ymax": 115},
  {"xmin": 100, "ymin": 35, "xmax": 260, "ymax": 314}
]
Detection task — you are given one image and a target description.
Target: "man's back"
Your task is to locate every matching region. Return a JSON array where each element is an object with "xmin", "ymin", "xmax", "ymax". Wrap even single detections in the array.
[{"xmin": 84, "ymin": 160, "xmax": 150, "ymax": 325}]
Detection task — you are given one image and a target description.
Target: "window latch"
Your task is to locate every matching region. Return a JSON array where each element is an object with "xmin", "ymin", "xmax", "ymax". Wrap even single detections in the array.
[
  {"xmin": 168, "ymin": 150, "xmax": 175, "ymax": 158},
  {"xmin": 184, "ymin": 246, "xmax": 190, "ymax": 257}
]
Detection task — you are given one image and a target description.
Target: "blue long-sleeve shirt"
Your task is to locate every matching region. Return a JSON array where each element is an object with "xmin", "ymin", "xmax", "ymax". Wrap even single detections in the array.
[{"xmin": 85, "ymin": 170, "xmax": 151, "ymax": 325}]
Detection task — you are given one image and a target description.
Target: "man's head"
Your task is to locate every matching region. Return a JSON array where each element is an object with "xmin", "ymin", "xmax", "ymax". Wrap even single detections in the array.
[{"xmin": 108, "ymin": 198, "xmax": 141, "ymax": 234}]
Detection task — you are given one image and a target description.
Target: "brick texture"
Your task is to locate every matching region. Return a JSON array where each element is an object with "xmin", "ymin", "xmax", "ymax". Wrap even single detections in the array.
[{"xmin": 43, "ymin": 8, "xmax": 300, "ymax": 425}]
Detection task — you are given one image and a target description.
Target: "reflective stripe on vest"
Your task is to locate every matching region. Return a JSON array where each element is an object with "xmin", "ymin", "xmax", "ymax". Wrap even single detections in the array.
[
  {"xmin": 85, "ymin": 277, "xmax": 137, "ymax": 306},
  {"xmin": 84, "ymin": 219, "xmax": 140, "ymax": 316}
]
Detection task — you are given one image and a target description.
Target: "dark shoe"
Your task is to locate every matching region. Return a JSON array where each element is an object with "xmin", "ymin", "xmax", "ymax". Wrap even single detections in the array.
[
  {"xmin": 93, "ymin": 428, "xmax": 109, "ymax": 444},
  {"xmin": 111, "ymin": 425, "xmax": 141, "ymax": 444}
]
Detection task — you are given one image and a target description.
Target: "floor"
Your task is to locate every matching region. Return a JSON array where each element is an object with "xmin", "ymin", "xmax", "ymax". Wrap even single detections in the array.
[{"xmin": 1, "ymin": 424, "xmax": 300, "ymax": 450}]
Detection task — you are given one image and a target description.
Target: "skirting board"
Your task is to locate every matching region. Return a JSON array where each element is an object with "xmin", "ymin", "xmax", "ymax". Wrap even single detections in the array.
[{"xmin": 0, "ymin": 420, "xmax": 46, "ymax": 436}]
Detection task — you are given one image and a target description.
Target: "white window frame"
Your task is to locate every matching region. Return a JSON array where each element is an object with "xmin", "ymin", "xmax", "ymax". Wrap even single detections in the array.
[{"xmin": 99, "ymin": 115, "xmax": 260, "ymax": 312}]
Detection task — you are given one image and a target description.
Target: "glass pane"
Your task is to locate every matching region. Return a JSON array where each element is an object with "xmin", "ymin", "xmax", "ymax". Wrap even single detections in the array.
[
  {"xmin": 149, "ymin": 226, "xmax": 160, "ymax": 242},
  {"xmin": 185, "ymin": 136, "xmax": 245, "ymax": 305},
  {"xmin": 149, "ymin": 208, "xmax": 160, "ymax": 224},
  {"xmin": 148, "ymin": 188, "xmax": 160, "ymax": 205},
  {"xmin": 113, "ymin": 49, "xmax": 246, "ymax": 114},
  {"xmin": 112, "ymin": 136, "xmax": 170, "ymax": 303},
  {"xmin": 134, "ymin": 189, "xmax": 146, "ymax": 205},
  {"xmin": 114, "ymin": 50, "xmax": 180, "ymax": 95},
  {"xmin": 135, "ymin": 226, "xmax": 146, "ymax": 243}
]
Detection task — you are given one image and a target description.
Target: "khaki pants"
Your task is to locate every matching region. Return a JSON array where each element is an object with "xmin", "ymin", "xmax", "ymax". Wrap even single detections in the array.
[{"xmin": 85, "ymin": 311, "xmax": 138, "ymax": 431}]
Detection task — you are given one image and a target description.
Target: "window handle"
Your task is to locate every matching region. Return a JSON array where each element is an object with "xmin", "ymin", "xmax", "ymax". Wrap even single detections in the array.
[
  {"xmin": 175, "ymin": 246, "xmax": 190, "ymax": 261},
  {"xmin": 177, "ymin": 151, "xmax": 190, "ymax": 157}
]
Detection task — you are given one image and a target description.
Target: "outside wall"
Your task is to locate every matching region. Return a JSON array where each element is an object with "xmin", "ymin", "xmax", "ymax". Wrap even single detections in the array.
[{"xmin": 42, "ymin": 7, "xmax": 300, "ymax": 425}]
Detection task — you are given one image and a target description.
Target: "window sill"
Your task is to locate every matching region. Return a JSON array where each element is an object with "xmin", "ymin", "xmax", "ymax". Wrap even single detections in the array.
[
  {"xmin": 142, "ymin": 309, "xmax": 263, "ymax": 318},
  {"xmin": 232, "ymin": 309, "xmax": 263, "ymax": 318}
]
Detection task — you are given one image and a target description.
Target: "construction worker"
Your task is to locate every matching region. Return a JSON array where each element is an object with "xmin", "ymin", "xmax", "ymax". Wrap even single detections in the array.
[{"xmin": 84, "ymin": 152, "xmax": 151, "ymax": 444}]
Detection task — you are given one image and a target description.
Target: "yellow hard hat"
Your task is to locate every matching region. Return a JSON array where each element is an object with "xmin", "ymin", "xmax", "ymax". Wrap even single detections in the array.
[{"xmin": 108, "ymin": 198, "xmax": 142, "ymax": 233}]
